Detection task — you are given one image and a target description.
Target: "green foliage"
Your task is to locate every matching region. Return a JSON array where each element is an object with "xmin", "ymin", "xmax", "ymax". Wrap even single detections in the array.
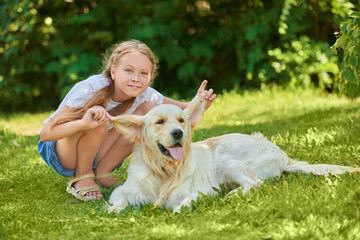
[
  {"xmin": 0, "ymin": 0, "xmax": 103, "ymax": 112},
  {"xmin": 331, "ymin": 11, "xmax": 360, "ymax": 98},
  {"xmin": 268, "ymin": 36, "xmax": 339, "ymax": 89},
  {"xmin": 1, "ymin": 89, "xmax": 360, "ymax": 239},
  {"xmin": 0, "ymin": 0, "xmax": 358, "ymax": 112}
]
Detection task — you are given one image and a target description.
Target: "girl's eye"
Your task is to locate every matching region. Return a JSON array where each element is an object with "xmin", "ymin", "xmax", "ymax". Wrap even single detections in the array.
[
  {"xmin": 156, "ymin": 119, "xmax": 164, "ymax": 124},
  {"xmin": 141, "ymin": 72, "xmax": 148, "ymax": 76},
  {"xmin": 125, "ymin": 69, "xmax": 132, "ymax": 73}
]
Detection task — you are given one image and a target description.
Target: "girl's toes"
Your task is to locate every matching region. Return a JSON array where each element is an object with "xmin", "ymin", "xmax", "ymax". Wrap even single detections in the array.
[
  {"xmin": 86, "ymin": 191, "xmax": 102, "ymax": 199},
  {"xmin": 86, "ymin": 192, "xmax": 95, "ymax": 198},
  {"xmin": 97, "ymin": 191, "xmax": 103, "ymax": 198}
]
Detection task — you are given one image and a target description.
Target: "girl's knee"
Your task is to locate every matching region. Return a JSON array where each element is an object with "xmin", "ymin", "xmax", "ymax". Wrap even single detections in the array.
[{"xmin": 91, "ymin": 121, "xmax": 110, "ymax": 136}]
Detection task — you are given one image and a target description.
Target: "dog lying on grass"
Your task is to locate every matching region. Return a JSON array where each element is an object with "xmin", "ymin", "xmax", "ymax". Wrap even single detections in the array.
[{"xmin": 107, "ymin": 94, "xmax": 360, "ymax": 213}]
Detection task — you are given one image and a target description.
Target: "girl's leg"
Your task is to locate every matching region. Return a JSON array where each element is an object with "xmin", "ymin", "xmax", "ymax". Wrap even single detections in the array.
[
  {"xmin": 95, "ymin": 101, "xmax": 159, "ymax": 187},
  {"xmin": 95, "ymin": 129, "xmax": 133, "ymax": 187},
  {"xmin": 56, "ymin": 122, "xmax": 110, "ymax": 198}
]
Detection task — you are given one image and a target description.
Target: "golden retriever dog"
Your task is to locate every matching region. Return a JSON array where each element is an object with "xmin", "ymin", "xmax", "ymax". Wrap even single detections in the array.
[{"xmin": 107, "ymin": 95, "xmax": 360, "ymax": 213}]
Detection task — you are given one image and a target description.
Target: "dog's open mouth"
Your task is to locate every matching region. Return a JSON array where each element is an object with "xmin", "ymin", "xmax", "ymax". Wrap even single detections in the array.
[{"xmin": 157, "ymin": 143, "xmax": 183, "ymax": 160}]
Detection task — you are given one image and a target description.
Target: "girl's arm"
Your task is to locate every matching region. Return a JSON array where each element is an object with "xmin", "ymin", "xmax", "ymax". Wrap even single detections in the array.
[
  {"xmin": 40, "ymin": 106, "xmax": 85, "ymax": 142},
  {"xmin": 40, "ymin": 105, "xmax": 110, "ymax": 142},
  {"xmin": 163, "ymin": 80, "xmax": 216, "ymax": 110},
  {"xmin": 162, "ymin": 97, "xmax": 189, "ymax": 110}
]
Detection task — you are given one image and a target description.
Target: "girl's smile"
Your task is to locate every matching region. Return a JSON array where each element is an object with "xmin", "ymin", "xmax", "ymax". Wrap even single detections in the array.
[
  {"xmin": 127, "ymin": 84, "xmax": 141, "ymax": 89},
  {"xmin": 111, "ymin": 51, "xmax": 153, "ymax": 102}
]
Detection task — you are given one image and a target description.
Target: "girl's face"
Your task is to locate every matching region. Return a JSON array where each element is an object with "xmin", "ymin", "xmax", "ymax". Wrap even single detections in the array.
[{"xmin": 110, "ymin": 51, "xmax": 153, "ymax": 102}]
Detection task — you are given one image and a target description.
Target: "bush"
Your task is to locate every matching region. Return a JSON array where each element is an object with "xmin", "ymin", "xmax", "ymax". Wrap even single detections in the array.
[
  {"xmin": 0, "ymin": 0, "xmax": 358, "ymax": 112},
  {"xmin": 331, "ymin": 11, "xmax": 360, "ymax": 98}
]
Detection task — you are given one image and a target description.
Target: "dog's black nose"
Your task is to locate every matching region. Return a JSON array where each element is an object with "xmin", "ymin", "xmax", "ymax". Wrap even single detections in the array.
[{"xmin": 171, "ymin": 129, "xmax": 183, "ymax": 140}]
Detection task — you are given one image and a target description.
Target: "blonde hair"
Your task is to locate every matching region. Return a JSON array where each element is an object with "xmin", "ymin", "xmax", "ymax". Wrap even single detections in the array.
[{"xmin": 49, "ymin": 39, "xmax": 158, "ymax": 128}]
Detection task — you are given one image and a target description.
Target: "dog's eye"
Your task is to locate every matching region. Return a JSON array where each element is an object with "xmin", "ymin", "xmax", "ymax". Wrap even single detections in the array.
[
  {"xmin": 179, "ymin": 118, "xmax": 184, "ymax": 123},
  {"xmin": 156, "ymin": 119, "xmax": 164, "ymax": 124}
]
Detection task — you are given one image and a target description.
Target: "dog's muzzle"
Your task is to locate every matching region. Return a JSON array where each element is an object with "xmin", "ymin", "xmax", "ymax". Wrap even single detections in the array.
[
  {"xmin": 157, "ymin": 142, "xmax": 183, "ymax": 160},
  {"xmin": 157, "ymin": 128, "xmax": 184, "ymax": 160}
]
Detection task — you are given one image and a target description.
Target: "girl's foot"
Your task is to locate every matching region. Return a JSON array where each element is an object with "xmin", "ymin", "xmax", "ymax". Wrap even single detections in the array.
[
  {"xmin": 72, "ymin": 176, "xmax": 103, "ymax": 199},
  {"xmin": 95, "ymin": 172, "xmax": 120, "ymax": 188}
]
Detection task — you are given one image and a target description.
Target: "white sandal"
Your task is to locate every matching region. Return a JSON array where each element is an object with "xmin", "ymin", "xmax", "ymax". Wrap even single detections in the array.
[{"xmin": 66, "ymin": 174, "xmax": 102, "ymax": 201}]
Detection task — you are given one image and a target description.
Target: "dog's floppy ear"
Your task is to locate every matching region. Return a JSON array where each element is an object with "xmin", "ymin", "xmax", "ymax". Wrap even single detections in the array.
[
  {"xmin": 184, "ymin": 94, "xmax": 206, "ymax": 127},
  {"xmin": 111, "ymin": 115, "xmax": 145, "ymax": 143}
]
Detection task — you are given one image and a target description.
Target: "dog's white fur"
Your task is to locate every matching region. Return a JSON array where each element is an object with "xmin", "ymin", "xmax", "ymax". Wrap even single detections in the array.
[{"xmin": 108, "ymin": 95, "xmax": 360, "ymax": 213}]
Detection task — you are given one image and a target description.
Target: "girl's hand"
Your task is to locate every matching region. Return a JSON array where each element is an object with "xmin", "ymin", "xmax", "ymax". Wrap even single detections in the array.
[
  {"xmin": 196, "ymin": 80, "xmax": 216, "ymax": 110},
  {"xmin": 82, "ymin": 106, "xmax": 110, "ymax": 129}
]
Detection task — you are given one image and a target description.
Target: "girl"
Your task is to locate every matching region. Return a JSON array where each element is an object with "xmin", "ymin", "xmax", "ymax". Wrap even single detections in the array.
[{"xmin": 38, "ymin": 39, "xmax": 216, "ymax": 201}]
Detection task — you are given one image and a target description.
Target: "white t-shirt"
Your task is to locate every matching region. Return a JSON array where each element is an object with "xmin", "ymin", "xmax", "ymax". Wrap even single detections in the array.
[{"xmin": 43, "ymin": 74, "xmax": 164, "ymax": 127}]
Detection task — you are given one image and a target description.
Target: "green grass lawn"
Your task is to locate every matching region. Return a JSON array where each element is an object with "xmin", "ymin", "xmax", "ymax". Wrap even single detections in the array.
[{"xmin": 1, "ymin": 88, "xmax": 360, "ymax": 240}]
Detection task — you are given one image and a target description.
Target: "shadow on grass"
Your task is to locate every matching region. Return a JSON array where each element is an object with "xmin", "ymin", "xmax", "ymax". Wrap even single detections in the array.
[{"xmin": 194, "ymin": 105, "xmax": 360, "ymax": 140}]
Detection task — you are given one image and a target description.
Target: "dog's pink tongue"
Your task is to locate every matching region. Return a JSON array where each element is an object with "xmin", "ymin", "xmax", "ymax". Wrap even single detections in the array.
[{"xmin": 167, "ymin": 146, "xmax": 183, "ymax": 160}]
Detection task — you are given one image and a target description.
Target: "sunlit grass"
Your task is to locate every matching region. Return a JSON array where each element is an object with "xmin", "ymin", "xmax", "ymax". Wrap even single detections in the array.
[
  {"xmin": 1, "ymin": 88, "xmax": 360, "ymax": 239},
  {"xmin": 0, "ymin": 112, "xmax": 51, "ymax": 136}
]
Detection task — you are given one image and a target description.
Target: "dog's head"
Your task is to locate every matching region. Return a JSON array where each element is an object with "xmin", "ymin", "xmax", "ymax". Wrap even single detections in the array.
[{"xmin": 111, "ymin": 95, "xmax": 206, "ymax": 163}]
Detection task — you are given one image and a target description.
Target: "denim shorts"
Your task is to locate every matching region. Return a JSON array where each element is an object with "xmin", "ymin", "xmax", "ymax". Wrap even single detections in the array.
[{"xmin": 38, "ymin": 140, "xmax": 122, "ymax": 177}]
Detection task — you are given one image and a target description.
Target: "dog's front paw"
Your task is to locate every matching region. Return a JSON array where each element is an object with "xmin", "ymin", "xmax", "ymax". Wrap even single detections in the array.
[
  {"xmin": 172, "ymin": 205, "xmax": 182, "ymax": 213},
  {"xmin": 226, "ymin": 188, "xmax": 243, "ymax": 198},
  {"xmin": 172, "ymin": 204, "xmax": 190, "ymax": 213},
  {"xmin": 107, "ymin": 198, "xmax": 129, "ymax": 214},
  {"xmin": 172, "ymin": 199, "xmax": 192, "ymax": 213},
  {"xmin": 107, "ymin": 203, "xmax": 128, "ymax": 214}
]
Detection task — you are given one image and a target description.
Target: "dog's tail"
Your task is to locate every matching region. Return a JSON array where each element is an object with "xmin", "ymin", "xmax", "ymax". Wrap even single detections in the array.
[{"xmin": 284, "ymin": 159, "xmax": 360, "ymax": 176}]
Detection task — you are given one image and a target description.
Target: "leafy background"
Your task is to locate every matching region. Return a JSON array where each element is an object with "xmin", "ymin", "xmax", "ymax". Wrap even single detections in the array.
[
  {"xmin": 0, "ymin": 0, "xmax": 359, "ymax": 112},
  {"xmin": 331, "ymin": 11, "xmax": 360, "ymax": 97}
]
